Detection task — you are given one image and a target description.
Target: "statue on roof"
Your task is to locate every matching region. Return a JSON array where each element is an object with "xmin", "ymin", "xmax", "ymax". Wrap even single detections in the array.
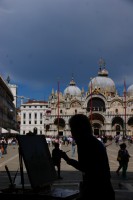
[{"xmin": 6, "ymin": 75, "xmax": 10, "ymax": 83}]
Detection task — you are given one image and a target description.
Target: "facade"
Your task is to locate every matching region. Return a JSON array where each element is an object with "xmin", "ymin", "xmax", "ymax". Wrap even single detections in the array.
[
  {"xmin": 44, "ymin": 65, "xmax": 133, "ymax": 138},
  {"xmin": 20, "ymin": 100, "xmax": 49, "ymax": 134},
  {"xmin": 0, "ymin": 76, "xmax": 17, "ymax": 133},
  {"xmin": 19, "ymin": 64, "xmax": 133, "ymax": 138}
]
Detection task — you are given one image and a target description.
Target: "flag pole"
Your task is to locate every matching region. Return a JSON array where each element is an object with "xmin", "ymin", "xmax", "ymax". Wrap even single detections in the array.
[
  {"xmin": 90, "ymin": 78, "xmax": 93, "ymax": 124},
  {"xmin": 57, "ymin": 80, "xmax": 60, "ymax": 139},
  {"xmin": 124, "ymin": 80, "xmax": 127, "ymax": 139}
]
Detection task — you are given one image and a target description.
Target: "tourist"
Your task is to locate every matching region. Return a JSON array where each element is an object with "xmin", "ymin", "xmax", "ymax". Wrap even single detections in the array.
[
  {"xmin": 61, "ymin": 114, "xmax": 115, "ymax": 200},
  {"xmin": 71, "ymin": 138, "xmax": 76, "ymax": 157},
  {"xmin": 116, "ymin": 143, "xmax": 130, "ymax": 179}
]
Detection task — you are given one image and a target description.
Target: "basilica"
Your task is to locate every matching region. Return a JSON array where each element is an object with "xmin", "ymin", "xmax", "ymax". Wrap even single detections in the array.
[{"xmin": 45, "ymin": 64, "xmax": 133, "ymax": 138}]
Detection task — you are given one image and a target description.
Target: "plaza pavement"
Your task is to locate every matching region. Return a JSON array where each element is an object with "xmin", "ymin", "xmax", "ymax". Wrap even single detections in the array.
[{"xmin": 0, "ymin": 140, "xmax": 133, "ymax": 199}]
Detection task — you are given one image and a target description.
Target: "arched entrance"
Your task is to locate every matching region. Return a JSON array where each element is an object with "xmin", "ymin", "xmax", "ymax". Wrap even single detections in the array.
[
  {"xmin": 89, "ymin": 113, "xmax": 105, "ymax": 136},
  {"xmin": 54, "ymin": 118, "xmax": 65, "ymax": 136},
  {"xmin": 93, "ymin": 122, "xmax": 102, "ymax": 135},
  {"xmin": 127, "ymin": 117, "xmax": 133, "ymax": 135},
  {"xmin": 112, "ymin": 117, "xmax": 124, "ymax": 136}
]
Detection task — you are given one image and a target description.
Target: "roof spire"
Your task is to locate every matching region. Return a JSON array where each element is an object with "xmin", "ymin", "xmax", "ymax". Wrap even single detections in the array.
[
  {"xmin": 70, "ymin": 73, "xmax": 76, "ymax": 86},
  {"xmin": 98, "ymin": 57, "xmax": 106, "ymax": 69},
  {"xmin": 98, "ymin": 58, "xmax": 108, "ymax": 76}
]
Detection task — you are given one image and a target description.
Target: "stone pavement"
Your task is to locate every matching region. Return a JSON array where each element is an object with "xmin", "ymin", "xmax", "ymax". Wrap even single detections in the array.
[{"xmin": 0, "ymin": 141, "xmax": 133, "ymax": 199}]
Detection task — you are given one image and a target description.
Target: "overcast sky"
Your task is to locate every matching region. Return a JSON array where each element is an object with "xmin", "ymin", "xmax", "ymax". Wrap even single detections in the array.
[{"xmin": 0, "ymin": 0, "xmax": 133, "ymax": 104}]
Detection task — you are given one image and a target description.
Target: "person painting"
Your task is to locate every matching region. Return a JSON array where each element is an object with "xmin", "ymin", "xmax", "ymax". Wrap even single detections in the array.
[
  {"xmin": 116, "ymin": 143, "xmax": 130, "ymax": 179},
  {"xmin": 61, "ymin": 114, "xmax": 115, "ymax": 200}
]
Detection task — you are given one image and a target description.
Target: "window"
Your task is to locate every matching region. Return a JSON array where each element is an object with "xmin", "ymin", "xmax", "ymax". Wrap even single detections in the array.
[
  {"xmin": 34, "ymin": 113, "xmax": 37, "ymax": 119},
  {"xmin": 115, "ymin": 109, "xmax": 118, "ymax": 113},
  {"xmin": 23, "ymin": 113, "xmax": 26, "ymax": 119},
  {"xmin": 40, "ymin": 113, "xmax": 42, "ymax": 119},
  {"xmin": 29, "ymin": 113, "xmax": 31, "ymax": 119}
]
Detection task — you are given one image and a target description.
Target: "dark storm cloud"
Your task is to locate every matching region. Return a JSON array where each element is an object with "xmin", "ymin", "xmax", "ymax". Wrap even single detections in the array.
[{"xmin": 0, "ymin": 0, "xmax": 133, "ymax": 99}]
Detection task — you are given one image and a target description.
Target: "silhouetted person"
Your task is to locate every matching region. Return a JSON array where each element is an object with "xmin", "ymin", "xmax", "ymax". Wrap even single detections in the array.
[
  {"xmin": 33, "ymin": 127, "xmax": 37, "ymax": 135},
  {"xmin": 116, "ymin": 143, "xmax": 130, "ymax": 179},
  {"xmin": 62, "ymin": 114, "xmax": 115, "ymax": 200},
  {"xmin": 26, "ymin": 127, "xmax": 37, "ymax": 136},
  {"xmin": 52, "ymin": 142, "xmax": 63, "ymax": 179}
]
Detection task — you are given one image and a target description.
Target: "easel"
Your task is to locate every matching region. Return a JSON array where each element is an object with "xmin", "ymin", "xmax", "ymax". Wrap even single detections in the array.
[
  {"xmin": 19, "ymin": 146, "xmax": 25, "ymax": 193},
  {"xmin": 4, "ymin": 147, "xmax": 29, "ymax": 194},
  {"xmin": 1, "ymin": 135, "xmax": 79, "ymax": 199}
]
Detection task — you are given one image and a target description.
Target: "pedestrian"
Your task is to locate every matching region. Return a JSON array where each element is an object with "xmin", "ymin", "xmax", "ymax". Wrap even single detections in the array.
[
  {"xmin": 52, "ymin": 142, "xmax": 63, "ymax": 179},
  {"xmin": 0, "ymin": 145, "xmax": 3, "ymax": 158},
  {"xmin": 61, "ymin": 114, "xmax": 115, "ymax": 200},
  {"xmin": 71, "ymin": 138, "xmax": 76, "ymax": 157},
  {"xmin": 116, "ymin": 143, "xmax": 130, "ymax": 179}
]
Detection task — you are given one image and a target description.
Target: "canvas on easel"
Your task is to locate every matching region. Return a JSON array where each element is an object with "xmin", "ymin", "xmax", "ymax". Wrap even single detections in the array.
[{"xmin": 17, "ymin": 135, "xmax": 57, "ymax": 189}]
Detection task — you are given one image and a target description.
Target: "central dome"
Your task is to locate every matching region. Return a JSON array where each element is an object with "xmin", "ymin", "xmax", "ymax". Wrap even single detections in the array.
[
  {"xmin": 64, "ymin": 78, "xmax": 81, "ymax": 96},
  {"xmin": 88, "ymin": 65, "xmax": 116, "ymax": 95}
]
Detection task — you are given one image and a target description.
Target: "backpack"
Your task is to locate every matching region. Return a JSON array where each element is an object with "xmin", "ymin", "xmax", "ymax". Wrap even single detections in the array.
[{"xmin": 117, "ymin": 149, "xmax": 130, "ymax": 163}]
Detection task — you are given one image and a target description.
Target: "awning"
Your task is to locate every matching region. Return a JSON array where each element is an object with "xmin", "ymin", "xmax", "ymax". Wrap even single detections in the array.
[
  {"xmin": 9, "ymin": 129, "xmax": 19, "ymax": 134},
  {"xmin": 1, "ymin": 128, "xmax": 9, "ymax": 134}
]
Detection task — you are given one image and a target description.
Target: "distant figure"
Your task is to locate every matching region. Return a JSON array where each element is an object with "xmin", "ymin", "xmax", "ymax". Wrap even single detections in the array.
[
  {"xmin": 71, "ymin": 138, "xmax": 76, "ymax": 157},
  {"xmin": 1, "ymin": 138, "xmax": 8, "ymax": 154},
  {"xmin": 33, "ymin": 127, "xmax": 37, "ymax": 135},
  {"xmin": 26, "ymin": 127, "xmax": 37, "ymax": 136},
  {"xmin": 116, "ymin": 143, "xmax": 130, "ymax": 179},
  {"xmin": 52, "ymin": 142, "xmax": 63, "ymax": 179},
  {"xmin": 0, "ymin": 145, "xmax": 3, "ymax": 158},
  {"xmin": 61, "ymin": 114, "xmax": 115, "ymax": 200}
]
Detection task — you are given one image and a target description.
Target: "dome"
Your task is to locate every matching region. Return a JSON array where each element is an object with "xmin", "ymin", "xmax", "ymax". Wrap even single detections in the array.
[
  {"xmin": 127, "ymin": 85, "xmax": 133, "ymax": 97},
  {"xmin": 89, "ymin": 76, "xmax": 116, "ymax": 93},
  {"xmin": 88, "ymin": 65, "xmax": 116, "ymax": 94},
  {"xmin": 64, "ymin": 78, "xmax": 81, "ymax": 96}
]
